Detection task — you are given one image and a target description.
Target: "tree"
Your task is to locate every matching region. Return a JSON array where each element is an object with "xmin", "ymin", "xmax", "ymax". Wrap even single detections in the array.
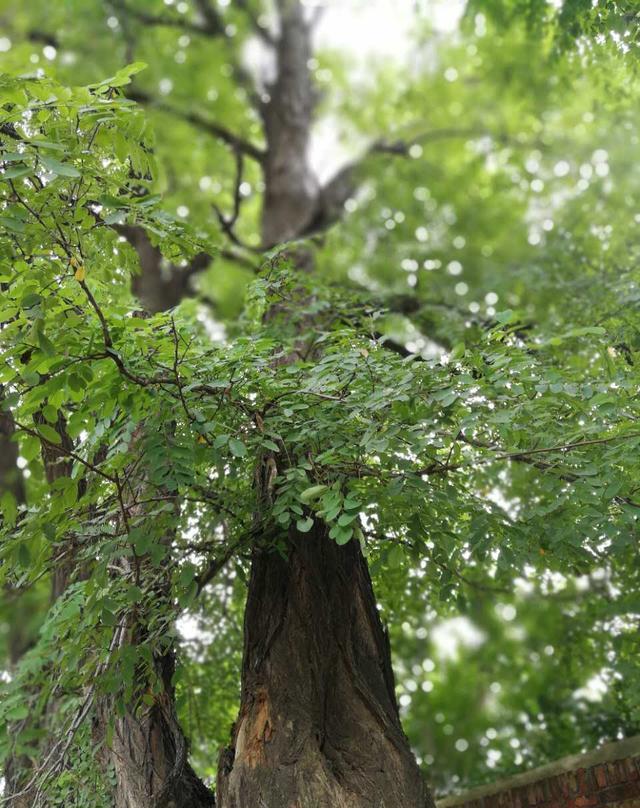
[{"xmin": 0, "ymin": 1, "xmax": 639, "ymax": 806}]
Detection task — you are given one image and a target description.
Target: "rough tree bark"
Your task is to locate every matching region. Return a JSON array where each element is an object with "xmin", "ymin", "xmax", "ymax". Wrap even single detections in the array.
[
  {"xmin": 216, "ymin": 3, "xmax": 432, "ymax": 806},
  {"xmin": 96, "ymin": 646, "xmax": 215, "ymax": 808},
  {"xmin": 217, "ymin": 527, "xmax": 431, "ymax": 808}
]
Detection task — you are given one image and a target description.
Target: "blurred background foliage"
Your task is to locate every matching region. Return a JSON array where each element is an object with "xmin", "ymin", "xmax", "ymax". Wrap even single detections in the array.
[{"xmin": 0, "ymin": 0, "xmax": 638, "ymax": 796}]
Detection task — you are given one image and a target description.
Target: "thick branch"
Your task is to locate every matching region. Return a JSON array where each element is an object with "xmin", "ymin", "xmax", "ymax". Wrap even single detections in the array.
[
  {"xmin": 233, "ymin": 0, "xmax": 276, "ymax": 45},
  {"xmin": 303, "ymin": 127, "xmax": 490, "ymax": 238}
]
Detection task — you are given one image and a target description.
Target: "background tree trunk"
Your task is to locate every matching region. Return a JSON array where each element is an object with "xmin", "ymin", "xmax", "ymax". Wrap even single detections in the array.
[{"xmin": 0, "ymin": 389, "xmax": 32, "ymax": 808}]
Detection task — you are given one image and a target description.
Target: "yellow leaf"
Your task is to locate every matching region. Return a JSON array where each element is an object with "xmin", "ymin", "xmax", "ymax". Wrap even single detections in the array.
[
  {"xmin": 74, "ymin": 265, "xmax": 86, "ymax": 282},
  {"xmin": 197, "ymin": 435, "xmax": 207, "ymax": 445}
]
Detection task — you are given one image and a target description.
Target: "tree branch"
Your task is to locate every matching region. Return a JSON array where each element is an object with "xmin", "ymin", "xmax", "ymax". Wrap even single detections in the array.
[
  {"xmin": 114, "ymin": 223, "xmax": 212, "ymax": 313},
  {"xmin": 413, "ymin": 431, "xmax": 640, "ymax": 478},
  {"xmin": 233, "ymin": 0, "xmax": 276, "ymax": 45},
  {"xmin": 302, "ymin": 127, "xmax": 490, "ymax": 238},
  {"xmin": 126, "ymin": 89, "xmax": 265, "ymax": 162},
  {"xmin": 107, "ymin": 0, "xmax": 224, "ymax": 36}
]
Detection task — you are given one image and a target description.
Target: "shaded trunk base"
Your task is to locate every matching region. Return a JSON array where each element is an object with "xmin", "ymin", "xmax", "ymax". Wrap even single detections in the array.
[{"xmin": 217, "ymin": 527, "xmax": 432, "ymax": 808}]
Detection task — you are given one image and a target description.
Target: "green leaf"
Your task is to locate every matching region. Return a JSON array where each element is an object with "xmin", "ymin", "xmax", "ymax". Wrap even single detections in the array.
[
  {"xmin": 299, "ymin": 484, "xmax": 328, "ymax": 504},
  {"xmin": 0, "ymin": 216, "xmax": 26, "ymax": 233},
  {"xmin": 39, "ymin": 155, "xmax": 81, "ymax": 177},
  {"xmin": 1, "ymin": 491, "xmax": 18, "ymax": 526},
  {"xmin": 229, "ymin": 437, "xmax": 247, "ymax": 457},
  {"xmin": 261, "ymin": 440, "xmax": 280, "ymax": 452},
  {"xmin": 388, "ymin": 544, "xmax": 404, "ymax": 569},
  {"xmin": 101, "ymin": 608, "xmax": 117, "ymax": 626},
  {"xmin": 4, "ymin": 703, "xmax": 29, "ymax": 721},
  {"xmin": 0, "ymin": 163, "xmax": 31, "ymax": 180},
  {"xmin": 42, "ymin": 404, "xmax": 58, "ymax": 423},
  {"xmin": 494, "ymin": 309, "xmax": 517, "ymax": 324},
  {"xmin": 329, "ymin": 524, "xmax": 353, "ymax": 545},
  {"xmin": 18, "ymin": 542, "xmax": 31, "ymax": 567},
  {"xmin": 21, "ymin": 292, "xmax": 42, "ymax": 308},
  {"xmin": 296, "ymin": 516, "xmax": 314, "ymax": 533},
  {"xmin": 37, "ymin": 424, "xmax": 62, "ymax": 445},
  {"xmin": 29, "ymin": 139, "xmax": 66, "ymax": 151}
]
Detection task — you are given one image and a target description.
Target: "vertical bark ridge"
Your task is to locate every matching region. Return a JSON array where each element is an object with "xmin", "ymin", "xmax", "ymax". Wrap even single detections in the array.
[{"xmin": 260, "ymin": 0, "xmax": 319, "ymax": 245}]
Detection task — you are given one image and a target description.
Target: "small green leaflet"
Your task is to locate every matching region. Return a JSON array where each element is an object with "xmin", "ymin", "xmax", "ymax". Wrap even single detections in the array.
[
  {"xmin": 39, "ymin": 155, "xmax": 81, "ymax": 178},
  {"xmin": 229, "ymin": 438, "xmax": 247, "ymax": 457},
  {"xmin": 38, "ymin": 424, "xmax": 62, "ymax": 445}
]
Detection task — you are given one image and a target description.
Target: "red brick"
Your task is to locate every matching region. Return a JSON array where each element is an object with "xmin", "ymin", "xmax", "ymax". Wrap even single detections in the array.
[
  {"xmin": 605, "ymin": 761, "xmax": 621, "ymax": 785},
  {"xmin": 593, "ymin": 765, "xmax": 608, "ymax": 789},
  {"xmin": 559, "ymin": 775, "xmax": 571, "ymax": 797},
  {"xmin": 575, "ymin": 768, "xmax": 593, "ymax": 795},
  {"xmin": 574, "ymin": 795, "xmax": 597, "ymax": 808},
  {"xmin": 539, "ymin": 778, "xmax": 552, "ymax": 803},
  {"xmin": 548, "ymin": 775, "xmax": 564, "ymax": 799},
  {"xmin": 501, "ymin": 790, "xmax": 514, "ymax": 808},
  {"xmin": 568, "ymin": 771, "xmax": 579, "ymax": 794}
]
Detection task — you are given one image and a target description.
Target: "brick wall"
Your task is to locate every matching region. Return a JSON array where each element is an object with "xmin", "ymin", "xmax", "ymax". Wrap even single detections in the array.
[{"xmin": 438, "ymin": 736, "xmax": 640, "ymax": 808}]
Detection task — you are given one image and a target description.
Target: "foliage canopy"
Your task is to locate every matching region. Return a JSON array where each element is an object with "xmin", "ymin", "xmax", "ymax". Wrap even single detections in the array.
[{"xmin": 0, "ymin": 0, "xmax": 639, "ymax": 801}]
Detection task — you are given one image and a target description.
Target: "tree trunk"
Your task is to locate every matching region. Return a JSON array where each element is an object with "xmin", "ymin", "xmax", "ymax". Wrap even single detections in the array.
[
  {"xmin": 0, "ymin": 390, "xmax": 32, "ymax": 807},
  {"xmin": 96, "ymin": 650, "xmax": 215, "ymax": 808},
  {"xmin": 216, "ymin": 2, "xmax": 432, "ymax": 804},
  {"xmin": 91, "ymin": 427, "xmax": 216, "ymax": 807},
  {"xmin": 217, "ymin": 526, "xmax": 432, "ymax": 808}
]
